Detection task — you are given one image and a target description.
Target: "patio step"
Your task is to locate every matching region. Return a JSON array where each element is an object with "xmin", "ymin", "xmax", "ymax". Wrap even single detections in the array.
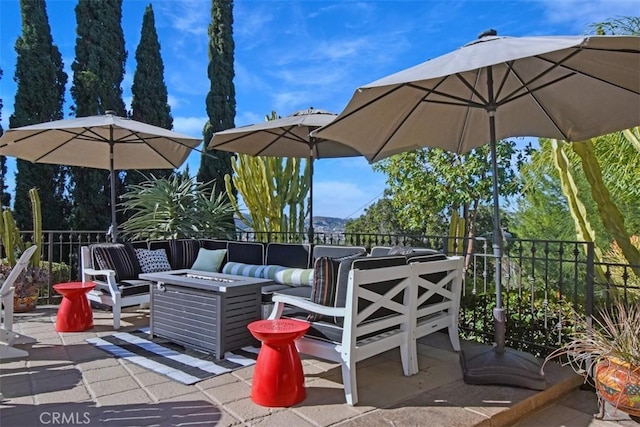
[{"xmin": 476, "ymin": 372, "xmax": 584, "ymax": 427}]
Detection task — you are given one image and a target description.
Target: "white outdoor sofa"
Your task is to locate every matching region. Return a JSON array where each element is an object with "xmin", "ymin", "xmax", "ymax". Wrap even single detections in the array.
[{"xmin": 268, "ymin": 253, "xmax": 464, "ymax": 405}]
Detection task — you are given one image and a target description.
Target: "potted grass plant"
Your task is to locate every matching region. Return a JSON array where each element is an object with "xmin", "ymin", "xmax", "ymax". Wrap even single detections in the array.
[{"xmin": 543, "ymin": 299, "xmax": 640, "ymax": 418}]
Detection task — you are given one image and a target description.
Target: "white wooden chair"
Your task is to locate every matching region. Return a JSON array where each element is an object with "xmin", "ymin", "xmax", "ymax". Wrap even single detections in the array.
[
  {"xmin": 81, "ymin": 246, "xmax": 150, "ymax": 329},
  {"xmin": 0, "ymin": 245, "xmax": 38, "ymax": 360},
  {"xmin": 408, "ymin": 255, "xmax": 464, "ymax": 374},
  {"xmin": 269, "ymin": 257, "xmax": 415, "ymax": 405}
]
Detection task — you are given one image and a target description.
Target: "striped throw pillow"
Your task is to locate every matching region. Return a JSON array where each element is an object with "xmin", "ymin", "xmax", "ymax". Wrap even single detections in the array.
[
  {"xmin": 92, "ymin": 244, "xmax": 141, "ymax": 282},
  {"xmin": 274, "ymin": 268, "xmax": 314, "ymax": 287},
  {"xmin": 261, "ymin": 264, "xmax": 287, "ymax": 280},
  {"xmin": 308, "ymin": 251, "xmax": 366, "ymax": 322},
  {"xmin": 222, "ymin": 262, "xmax": 266, "ymax": 278}
]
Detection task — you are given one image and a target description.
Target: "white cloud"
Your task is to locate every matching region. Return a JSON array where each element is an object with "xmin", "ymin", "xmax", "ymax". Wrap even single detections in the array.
[
  {"xmin": 234, "ymin": 3, "xmax": 274, "ymax": 41},
  {"xmin": 167, "ymin": 94, "xmax": 181, "ymax": 111},
  {"xmin": 155, "ymin": 0, "xmax": 209, "ymax": 37},
  {"xmin": 537, "ymin": 0, "xmax": 640, "ymax": 32},
  {"xmin": 235, "ymin": 111, "xmax": 265, "ymax": 127},
  {"xmin": 173, "ymin": 116, "xmax": 207, "ymax": 137}
]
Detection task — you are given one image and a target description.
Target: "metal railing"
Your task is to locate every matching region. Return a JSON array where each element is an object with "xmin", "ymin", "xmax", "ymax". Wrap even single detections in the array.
[{"xmin": 11, "ymin": 229, "xmax": 639, "ymax": 356}]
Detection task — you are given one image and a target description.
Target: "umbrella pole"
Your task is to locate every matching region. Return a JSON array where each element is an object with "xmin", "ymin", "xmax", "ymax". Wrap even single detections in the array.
[
  {"xmin": 109, "ymin": 135, "xmax": 118, "ymax": 242},
  {"xmin": 458, "ymin": 66, "xmax": 546, "ymax": 390},
  {"xmin": 308, "ymin": 148, "xmax": 315, "ymax": 244}
]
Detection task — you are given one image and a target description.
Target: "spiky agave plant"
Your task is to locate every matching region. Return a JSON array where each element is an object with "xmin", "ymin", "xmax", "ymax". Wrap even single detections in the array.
[{"xmin": 120, "ymin": 172, "xmax": 236, "ymax": 240}]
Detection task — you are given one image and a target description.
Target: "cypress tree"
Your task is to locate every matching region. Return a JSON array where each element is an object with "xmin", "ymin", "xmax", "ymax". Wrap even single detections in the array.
[
  {"xmin": 70, "ymin": 0, "xmax": 127, "ymax": 231},
  {"xmin": 198, "ymin": 0, "xmax": 236, "ymax": 204},
  {"xmin": 0, "ymin": 68, "xmax": 10, "ymax": 209},
  {"xmin": 9, "ymin": 0, "xmax": 69, "ymax": 231},
  {"xmin": 128, "ymin": 3, "xmax": 173, "ymax": 186}
]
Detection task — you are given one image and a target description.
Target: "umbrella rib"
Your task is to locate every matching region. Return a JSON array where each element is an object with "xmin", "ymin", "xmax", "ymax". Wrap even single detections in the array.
[
  {"xmin": 506, "ymin": 72, "xmax": 577, "ymax": 140},
  {"xmin": 210, "ymin": 128, "xmax": 284, "ymax": 152},
  {"xmin": 209, "ymin": 131, "xmax": 253, "ymax": 148},
  {"xmin": 31, "ymin": 127, "xmax": 101, "ymax": 163},
  {"xmin": 371, "ymin": 91, "xmax": 428, "ymax": 161},
  {"xmin": 495, "ymin": 50, "xmax": 600, "ymax": 141},
  {"xmin": 497, "ymin": 50, "xmax": 582, "ymax": 105},
  {"xmin": 535, "ymin": 50, "xmax": 640, "ymax": 96},
  {"xmin": 313, "ymin": 84, "xmax": 406, "ymax": 133},
  {"xmin": 408, "ymin": 83, "xmax": 488, "ymax": 110},
  {"xmin": 125, "ymin": 130, "xmax": 195, "ymax": 168},
  {"xmin": 279, "ymin": 127, "xmax": 315, "ymax": 144},
  {"xmin": 254, "ymin": 129, "xmax": 300, "ymax": 156},
  {"xmin": 256, "ymin": 126, "xmax": 316, "ymax": 156}
]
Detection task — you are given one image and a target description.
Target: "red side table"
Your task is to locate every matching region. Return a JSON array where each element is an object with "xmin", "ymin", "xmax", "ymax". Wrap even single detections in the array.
[
  {"xmin": 53, "ymin": 282, "xmax": 95, "ymax": 332},
  {"xmin": 247, "ymin": 318, "xmax": 310, "ymax": 407}
]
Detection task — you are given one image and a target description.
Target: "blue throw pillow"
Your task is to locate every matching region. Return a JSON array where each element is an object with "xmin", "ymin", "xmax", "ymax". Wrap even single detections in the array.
[{"xmin": 191, "ymin": 248, "xmax": 227, "ymax": 272}]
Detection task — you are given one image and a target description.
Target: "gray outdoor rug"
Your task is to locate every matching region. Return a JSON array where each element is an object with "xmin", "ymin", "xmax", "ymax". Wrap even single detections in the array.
[{"xmin": 86, "ymin": 328, "xmax": 259, "ymax": 385}]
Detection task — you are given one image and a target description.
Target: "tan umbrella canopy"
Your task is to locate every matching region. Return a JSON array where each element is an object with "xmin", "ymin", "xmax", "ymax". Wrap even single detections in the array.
[
  {"xmin": 0, "ymin": 111, "xmax": 202, "ymax": 241},
  {"xmin": 209, "ymin": 108, "xmax": 362, "ymax": 242},
  {"xmin": 314, "ymin": 32, "xmax": 640, "ymax": 389}
]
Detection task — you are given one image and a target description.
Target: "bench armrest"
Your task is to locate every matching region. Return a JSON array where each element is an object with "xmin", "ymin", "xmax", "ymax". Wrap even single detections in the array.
[
  {"xmin": 271, "ymin": 293, "xmax": 345, "ymax": 318},
  {"xmin": 82, "ymin": 267, "xmax": 121, "ymax": 300},
  {"xmin": 84, "ymin": 267, "xmax": 116, "ymax": 277}
]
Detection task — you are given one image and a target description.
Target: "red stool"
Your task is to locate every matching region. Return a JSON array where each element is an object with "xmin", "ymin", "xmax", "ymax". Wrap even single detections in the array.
[
  {"xmin": 53, "ymin": 282, "xmax": 95, "ymax": 332},
  {"xmin": 247, "ymin": 319, "xmax": 310, "ymax": 407}
]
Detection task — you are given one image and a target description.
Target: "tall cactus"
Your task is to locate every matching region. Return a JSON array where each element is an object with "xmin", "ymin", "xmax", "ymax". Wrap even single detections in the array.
[
  {"xmin": 551, "ymin": 139, "xmax": 606, "ymax": 282},
  {"xmin": 225, "ymin": 154, "xmax": 309, "ymax": 240},
  {"xmin": 1, "ymin": 210, "xmax": 24, "ymax": 266},
  {"xmin": 0, "ymin": 187, "xmax": 42, "ymax": 267},
  {"xmin": 572, "ymin": 139, "xmax": 640, "ymax": 276},
  {"xmin": 623, "ymin": 127, "xmax": 640, "ymax": 153},
  {"xmin": 29, "ymin": 188, "xmax": 42, "ymax": 267}
]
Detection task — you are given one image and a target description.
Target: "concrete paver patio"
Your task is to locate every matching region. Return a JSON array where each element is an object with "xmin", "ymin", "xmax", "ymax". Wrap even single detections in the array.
[{"xmin": 1, "ymin": 305, "xmax": 637, "ymax": 426}]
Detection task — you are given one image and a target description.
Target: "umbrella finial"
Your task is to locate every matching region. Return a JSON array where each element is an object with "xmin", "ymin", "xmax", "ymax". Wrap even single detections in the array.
[
  {"xmin": 105, "ymin": 110, "xmax": 116, "ymax": 116},
  {"xmin": 478, "ymin": 29, "xmax": 497, "ymax": 39}
]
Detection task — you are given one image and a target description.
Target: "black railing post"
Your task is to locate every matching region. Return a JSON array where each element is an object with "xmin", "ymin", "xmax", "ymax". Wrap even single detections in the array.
[{"xmin": 585, "ymin": 241, "xmax": 595, "ymax": 328}]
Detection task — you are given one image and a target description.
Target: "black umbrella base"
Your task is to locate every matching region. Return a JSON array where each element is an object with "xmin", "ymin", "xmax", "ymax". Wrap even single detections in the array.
[{"xmin": 460, "ymin": 344, "xmax": 547, "ymax": 390}]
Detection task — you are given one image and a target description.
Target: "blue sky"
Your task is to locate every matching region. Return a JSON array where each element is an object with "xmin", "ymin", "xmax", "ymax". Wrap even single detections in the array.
[{"xmin": 0, "ymin": 0, "xmax": 637, "ymax": 219}]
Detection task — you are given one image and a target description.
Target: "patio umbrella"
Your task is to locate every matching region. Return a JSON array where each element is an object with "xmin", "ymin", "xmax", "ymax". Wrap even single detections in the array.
[
  {"xmin": 0, "ymin": 111, "xmax": 202, "ymax": 241},
  {"xmin": 313, "ymin": 31, "xmax": 640, "ymax": 390},
  {"xmin": 208, "ymin": 108, "xmax": 361, "ymax": 242}
]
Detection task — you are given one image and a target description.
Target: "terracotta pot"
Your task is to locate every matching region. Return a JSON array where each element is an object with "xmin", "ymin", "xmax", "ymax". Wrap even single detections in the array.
[
  {"xmin": 595, "ymin": 357, "xmax": 640, "ymax": 417},
  {"xmin": 14, "ymin": 288, "xmax": 40, "ymax": 313}
]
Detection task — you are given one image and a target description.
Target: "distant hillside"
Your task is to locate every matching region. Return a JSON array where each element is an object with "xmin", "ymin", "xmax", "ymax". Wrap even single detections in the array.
[
  {"xmin": 236, "ymin": 216, "xmax": 347, "ymax": 232},
  {"xmin": 310, "ymin": 216, "xmax": 347, "ymax": 231}
]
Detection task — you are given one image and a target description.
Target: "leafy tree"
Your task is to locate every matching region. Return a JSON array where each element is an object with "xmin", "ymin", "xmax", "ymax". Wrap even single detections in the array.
[
  {"xmin": 0, "ymin": 68, "xmax": 10, "ymax": 208},
  {"xmin": 373, "ymin": 141, "xmax": 523, "ymax": 239},
  {"xmin": 510, "ymin": 148, "xmax": 576, "ymax": 242},
  {"xmin": 120, "ymin": 171, "xmax": 235, "ymax": 240},
  {"xmin": 198, "ymin": 0, "xmax": 236, "ymax": 207},
  {"xmin": 70, "ymin": 0, "xmax": 127, "ymax": 231},
  {"xmin": 344, "ymin": 194, "xmax": 410, "ymax": 235},
  {"xmin": 127, "ymin": 3, "xmax": 173, "ymax": 186},
  {"xmin": 9, "ymin": 0, "xmax": 68, "ymax": 231}
]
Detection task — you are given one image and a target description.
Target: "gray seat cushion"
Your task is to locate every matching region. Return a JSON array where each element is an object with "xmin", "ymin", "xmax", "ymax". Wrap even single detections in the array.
[
  {"xmin": 93, "ymin": 279, "xmax": 150, "ymax": 297},
  {"xmin": 274, "ymin": 286, "xmax": 312, "ymax": 299}
]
